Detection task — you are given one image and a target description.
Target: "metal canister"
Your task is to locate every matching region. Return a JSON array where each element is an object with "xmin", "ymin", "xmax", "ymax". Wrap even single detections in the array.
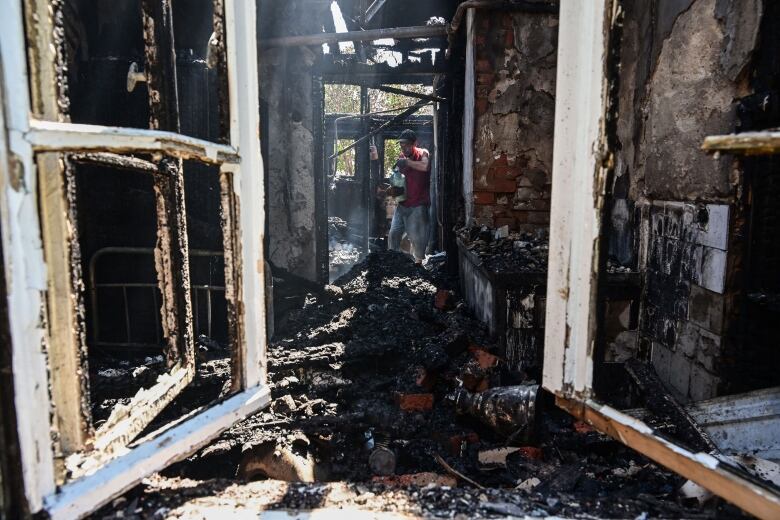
[
  {"xmin": 368, "ymin": 434, "xmax": 396, "ymax": 476},
  {"xmin": 447, "ymin": 384, "xmax": 539, "ymax": 437}
]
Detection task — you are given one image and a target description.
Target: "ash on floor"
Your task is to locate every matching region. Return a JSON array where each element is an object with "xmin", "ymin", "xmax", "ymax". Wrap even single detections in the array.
[{"xmin": 89, "ymin": 251, "xmax": 745, "ymax": 519}]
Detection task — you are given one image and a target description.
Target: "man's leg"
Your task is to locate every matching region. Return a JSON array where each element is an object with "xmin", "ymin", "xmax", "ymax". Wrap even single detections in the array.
[
  {"xmin": 388, "ymin": 205, "xmax": 407, "ymax": 251},
  {"xmin": 406, "ymin": 205, "xmax": 430, "ymax": 263}
]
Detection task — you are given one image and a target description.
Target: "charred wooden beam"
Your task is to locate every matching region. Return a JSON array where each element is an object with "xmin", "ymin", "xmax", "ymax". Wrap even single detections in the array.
[
  {"xmin": 375, "ymin": 85, "xmax": 446, "ymax": 103},
  {"xmin": 261, "ymin": 25, "xmax": 448, "ymax": 48},
  {"xmin": 624, "ymin": 359, "xmax": 718, "ymax": 453},
  {"xmin": 328, "ymin": 99, "xmax": 431, "ymax": 160},
  {"xmin": 365, "ymin": 0, "xmax": 388, "ymax": 24},
  {"xmin": 318, "ymin": 55, "xmax": 446, "ymax": 80}
]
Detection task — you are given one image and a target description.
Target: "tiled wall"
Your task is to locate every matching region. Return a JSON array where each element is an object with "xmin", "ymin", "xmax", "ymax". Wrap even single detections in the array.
[{"xmin": 641, "ymin": 202, "xmax": 731, "ymax": 402}]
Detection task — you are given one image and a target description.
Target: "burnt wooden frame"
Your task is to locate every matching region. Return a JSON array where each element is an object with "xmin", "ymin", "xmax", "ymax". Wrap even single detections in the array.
[
  {"xmin": 1, "ymin": 0, "xmax": 269, "ymax": 517},
  {"xmin": 542, "ymin": 2, "xmax": 780, "ymax": 518}
]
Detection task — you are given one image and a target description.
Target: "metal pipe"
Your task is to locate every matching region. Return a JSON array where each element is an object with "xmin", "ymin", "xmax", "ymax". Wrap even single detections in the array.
[{"xmin": 261, "ymin": 25, "xmax": 447, "ymax": 48}]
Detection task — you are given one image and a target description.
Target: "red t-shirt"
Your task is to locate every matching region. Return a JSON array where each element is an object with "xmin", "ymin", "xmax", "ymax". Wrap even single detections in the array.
[{"xmin": 399, "ymin": 147, "xmax": 430, "ymax": 207}]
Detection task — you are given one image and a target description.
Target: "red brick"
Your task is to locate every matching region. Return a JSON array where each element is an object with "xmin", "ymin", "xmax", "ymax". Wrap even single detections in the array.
[
  {"xmin": 476, "ymin": 98, "xmax": 489, "ymax": 115},
  {"xmin": 434, "ymin": 289, "xmax": 455, "ymax": 311},
  {"xmin": 505, "ymin": 28, "xmax": 515, "ymax": 48},
  {"xmin": 492, "ymin": 154, "xmax": 509, "ymax": 167},
  {"xmin": 494, "ymin": 217, "xmax": 515, "ymax": 229},
  {"xmin": 486, "ymin": 168, "xmax": 518, "ymax": 193},
  {"xmin": 477, "ymin": 73, "xmax": 494, "ymax": 86},
  {"xmin": 396, "ymin": 393, "xmax": 434, "ymax": 412},
  {"xmin": 502, "ymin": 16, "xmax": 514, "ymax": 29},
  {"xmin": 516, "ymin": 446, "xmax": 544, "ymax": 460},
  {"xmin": 415, "ymin": 367, "xmax": 436, "ymax": 391},
  {"xmin": 514, "ymin": 199, "xmax": 550, "ymax": 212},
  {"xmin": 448, "ymin": 432, "xmax": 479, "ymax": 456},
  {"xmin": 476, "ymin": 58, "xmax": 492, "ymax": 73},
  {"xmin": 474, "ymin": 191, "xmax": 495, "ymax": 205},
  {"xmin": 492, "ymin": 165, "xmax": 509, "ymax": 177},
  {"xmin": 573, "ymin": 421, "xmax": 594, "ymax": 434},
  {"xmin": 462, "ymin": 373, "xmax": 486, "ymax": 392},
  {"xmin": 475, "ymin": 34, "xmax": 486, "ymax": 46},
  {"xmin": 469, "ymin": 345, "xmax": 501, "ymax": 369}
]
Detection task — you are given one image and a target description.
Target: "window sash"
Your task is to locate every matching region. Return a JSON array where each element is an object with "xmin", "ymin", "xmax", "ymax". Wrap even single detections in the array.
[{"xmin": 1, "ymin": 0, "xmax": 268, "ymax": 516}]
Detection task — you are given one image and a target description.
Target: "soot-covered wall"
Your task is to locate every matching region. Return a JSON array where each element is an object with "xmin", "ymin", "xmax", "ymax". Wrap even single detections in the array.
[
  {"xmin": 613, "ymin": 0, "xmax": 764, "ymax": 402},
  {"xmin": 258, "ymin": 0, "xmax": 331, "ymax": 282},
  {"xmin": 471, "ymin": 9, "xmax": 558, "ymax": 232}
]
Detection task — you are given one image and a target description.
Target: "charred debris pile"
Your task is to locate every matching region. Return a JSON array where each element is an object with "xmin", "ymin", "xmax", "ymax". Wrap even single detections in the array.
[
  {"xmin": 136, "ymin": 250, "xmax": 734, "ymax": 519},
  {"xmin": 458, "ymin": 225, "xmax": 549, "ymax": 274}
]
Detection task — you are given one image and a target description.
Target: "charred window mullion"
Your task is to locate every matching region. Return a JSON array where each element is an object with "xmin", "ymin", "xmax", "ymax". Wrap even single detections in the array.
[
  {"xmin": 211, "ymin": 0, "xmax": 231, "ymax": 144},
  {"xmin": 142, "ymin": 0, "xmax": 181, "ymax": 133},
  {"xmin": 153, "ymin": 158, "xmax": 195, "ymax": 367},
  {"xmin": 142, "ymin": 0, "xmax": 195, "ymax": 368}
]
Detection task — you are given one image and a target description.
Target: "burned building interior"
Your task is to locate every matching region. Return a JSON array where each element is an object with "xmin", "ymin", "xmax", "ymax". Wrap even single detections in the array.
[{"xmin": 1, "ymin": 0, "xmax": 780, "ymax": 519}]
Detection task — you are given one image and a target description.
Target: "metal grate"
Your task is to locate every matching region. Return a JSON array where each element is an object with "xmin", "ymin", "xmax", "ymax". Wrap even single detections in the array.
[{"xmin": 88, "ymin": 247, "xmax": 225, "ymax": 350}]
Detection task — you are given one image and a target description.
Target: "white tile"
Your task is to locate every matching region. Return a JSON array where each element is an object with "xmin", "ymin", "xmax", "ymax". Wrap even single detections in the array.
[
  {"xmin": 694, "ymin": 204, "xmax": 729, "ymax": 251},
  {"xmin": 700, "ymin": 247, "xmax": 727, "ymax": 294}
]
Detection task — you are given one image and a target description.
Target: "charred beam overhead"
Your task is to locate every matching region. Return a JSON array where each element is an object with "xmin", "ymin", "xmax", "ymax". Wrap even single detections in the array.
[
  {"xmin": 328, "ymin": 98, "xmax": 431, "ymax": 160},
  {"xmin": 323, "ymin": 74, "xmax": 435, "ymax": 87},
  {"xmin": 365, "ymin": 0, "xmax": 388, "ymax": 24},
  {"xmin": 319, "ymin": 58, "xmax": 445, "ymax": 84},
  {"xmin": 260, "ymin": 25, "xmax": 447, "ymax": 48},
  {"xmin": 375, "ymin": 85, "xmax": 445, "ymax": 103}
]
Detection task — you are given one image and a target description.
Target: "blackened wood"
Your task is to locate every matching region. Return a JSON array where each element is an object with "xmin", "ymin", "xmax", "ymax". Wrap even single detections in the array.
[{"xmin": 625, "ymin": 359, "xmax": 718, "ymax": 453}]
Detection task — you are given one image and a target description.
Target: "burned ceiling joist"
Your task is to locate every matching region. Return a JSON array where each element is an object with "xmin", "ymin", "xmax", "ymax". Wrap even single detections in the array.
[{"xmin": 259, "ymin": 24, "xmax": 448, "ymax": 48}]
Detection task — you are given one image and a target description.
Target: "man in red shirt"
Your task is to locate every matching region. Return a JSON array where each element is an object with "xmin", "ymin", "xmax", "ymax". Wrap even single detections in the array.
[{"xmin": 375, "ymin": 129, "xmax": 430, "ymax": 264}]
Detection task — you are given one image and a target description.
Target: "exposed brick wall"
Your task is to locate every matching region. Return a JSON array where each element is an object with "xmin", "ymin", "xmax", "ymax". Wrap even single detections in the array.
[{"xmin": 471, "ymin": 10, "xmax": 557, "ymax": 232}]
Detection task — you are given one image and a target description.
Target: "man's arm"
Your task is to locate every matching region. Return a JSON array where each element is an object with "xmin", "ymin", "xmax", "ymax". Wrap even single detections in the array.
[{"xmin": 404, "ymin": 148, "xmax": 430, "ymax": 172}]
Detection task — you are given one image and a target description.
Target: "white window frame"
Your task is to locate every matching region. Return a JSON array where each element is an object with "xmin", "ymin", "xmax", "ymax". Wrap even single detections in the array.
[
  {"xmin": 0, "ymin": 0, "xmax": 269, "ymax": 518},
  {"xmin": 543, "ymin": 2, "xmax": 780, "ymax": 519}
]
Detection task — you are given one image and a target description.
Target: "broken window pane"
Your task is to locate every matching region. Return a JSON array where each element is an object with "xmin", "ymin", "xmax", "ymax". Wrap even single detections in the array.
[
  {"xmin": 74, "ymin": 164, "xmax": 165, "ymax": 425},
  {"xmin": 64, "ymin": 0, "xmax": 150, "ymax": 128},
  {"xmin": 183, "ymin": 161, "xmax": 235, "ymax": 396},
  {"xmin": 173, "ymin": 0, "xmax": 228, "ymax": 143}
]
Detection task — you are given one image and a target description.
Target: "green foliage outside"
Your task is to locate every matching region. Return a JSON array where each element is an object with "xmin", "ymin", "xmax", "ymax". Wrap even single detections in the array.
[
  {"xmin": 325, "ymin": 83, "xmax": 432, "ymax": 178},
  {"xmin": 334, "ymin": 139, "xmax": 356, "ymax": 177}
]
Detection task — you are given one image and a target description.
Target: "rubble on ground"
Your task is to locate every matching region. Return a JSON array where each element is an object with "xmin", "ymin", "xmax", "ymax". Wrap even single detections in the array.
[
  {"xmin": 90, "ymin": 251, "xmax": 746, "ymax": 519},
  {"xmin": 458, "ymin": 226, "xmax": 549, "ymax": 273}
]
